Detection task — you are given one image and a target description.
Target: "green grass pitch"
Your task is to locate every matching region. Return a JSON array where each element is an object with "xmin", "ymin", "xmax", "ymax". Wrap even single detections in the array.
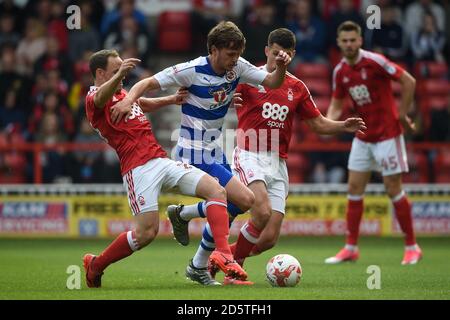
[{"xmin": 0, "ymin": 236, "xmax": 449, "ymax": 300}]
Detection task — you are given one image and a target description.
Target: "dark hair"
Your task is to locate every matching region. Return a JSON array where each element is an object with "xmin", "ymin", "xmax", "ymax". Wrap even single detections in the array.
[
  {"xmin": 337, "ymin": 21, "xmax": 362, "ymax": 36},
  {"xmin": 207, "ymin": 21, "xmax": 246, "ymax": 54},
  {"xmin": 89, "ymin": 49, "xmax": 119, "ymax": 78},
  {"xmin": 268, "ymin": 28, "xmax": 296, "ymax": 50}
]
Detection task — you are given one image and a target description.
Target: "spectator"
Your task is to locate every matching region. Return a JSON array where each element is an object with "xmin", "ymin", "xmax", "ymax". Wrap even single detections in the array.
[
  {"xmin": 404, "ymin": 0, "xmax": 446, "ymax": 38},
  {"xmin": 47, "ymin": 0, "xmax": 68, "ymax": 53},
  {"xmin": 16, "ymin": 18, "xmax": 47, "ymax": 75},
  {"xmin": 70, "ymin": 117, "xmax": 104, "ymax": 183},
  {"xmin": 321, "ymin": 0, "xmax": 361, "ymax": 21},
  {"xmin": 104, "ymin": 16, "xmax": 149, "ymax": 62},
  {"xmin": 241, "ymin": 0, "xmax": 281, "ymax": 64},
  {"xmin": 34, "ymin": 112, "xmax": 69, "ymax": 183},
  {"xmin": 34, "ymin": 37, "xmax": 72, "ymax": 84},
  {"xmin": 191, "ymin": 0, "xmax": 232, "ymax": 53},
  {"xmin": 0, "ymin": 91, "xmax": 26, "ymax": 131},
  {"xmin": 411, "ymin": 11, "xmax": 446, "ymax": 62},
  {"xmin": 29, "ymin": 91, "xmax": 74, "ymax": 138},
  {"xmin": 68, "ymin": 10, "xmax": 101, "ymax": 63},
  {"xmin": 287, "ymin": 0, "xmax": 327, "ymax": 64},
  {"xmin": 366, "ymin": 4, "xmax": 407, "ymax": 62},
  {"xmin": 0, "ymin": 0, "xmax": 25, "ymax": 33},
  {"xmin": 327, "ymin": 0, "xmax": 365, "ymax": 49},
  {"xmin": 0, "ymin": 45, "xmax": 32, "ymax": 114},
  {"xmin": 0, "ymin": 14, "xmax": 20, "ymax": 48},
  {"xmin": 100, "ymin": 0, "xmax": 147, "ymax": 38}
]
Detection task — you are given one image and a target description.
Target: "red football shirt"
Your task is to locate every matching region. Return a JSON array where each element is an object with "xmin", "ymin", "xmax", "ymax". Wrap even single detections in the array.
[
  {"xmin": 332, "ymin": 49, "xmax": 404, "ymax": 142},
  {"xmin": 236, "ymin": 68, "xmax": 321, "ymax": 159},
  {"xmin": 85, "ymin": 86, "xmax": 167, "ymax": 175}
]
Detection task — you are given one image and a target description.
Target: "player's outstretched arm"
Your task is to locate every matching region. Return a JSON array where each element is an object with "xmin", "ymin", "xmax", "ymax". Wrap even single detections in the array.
[
  {"xmin": 138, "ymin": 88, "xmax": 188, "ymax": 113},
  {"xmin": 306, "ymin": 114, "xmax": 366, "ymax": 135},
  {"xmin": 261, "ymin": 50, "xmax": 291, "ymax": 89},
  {"xmin": 326, "ymin": 97, "xmax": 344, "ymax": 121},
  {"xmin": 397, "ymin": 70, "xmax": 416, "ymax": 132},
  {"xmin": 110, "ymin": 77, "xmax": 161, "ymax": 123},
  {"xmin": 94, "ymin": 58, "xmax": 141, "ymax": 109}
]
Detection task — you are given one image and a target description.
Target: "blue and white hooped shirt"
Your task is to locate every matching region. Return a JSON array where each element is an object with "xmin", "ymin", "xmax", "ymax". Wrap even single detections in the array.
[{"xmin": 154, "ymin": 56, "xmax": 267, "ymax": 164}]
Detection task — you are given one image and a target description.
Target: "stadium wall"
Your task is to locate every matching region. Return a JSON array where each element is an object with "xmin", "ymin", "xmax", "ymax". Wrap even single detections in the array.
[{"xmin": 1, "ymin": 184, "xmax": 450, "ymax": 238}]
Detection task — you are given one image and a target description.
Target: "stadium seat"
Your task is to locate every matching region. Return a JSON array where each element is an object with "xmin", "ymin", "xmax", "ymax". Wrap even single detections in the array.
[
  {"xmin": 293, "ymin": 63, "xmax": 330, "ymax": 80},
  {"xmin": 312, "ymin": 96, "xmax": 331, "ymax": 113},
  {"xmin": 286, "ymin": 153, "xmax": 309, "ymax": 183},
  {"xmin": 434, "ymin": 150, "xmax": 450, "ymax": 182},
  {"xmin": 157, "ymin": 11, "xmax": 192, "ymax": 52},
  {"xmin": 417, "ymin": 79, "xmax": 450, "ymax": 98},
  {"xmin": 404, "ymin": 151, "xmax": 429, "ymax": 183},
  {"xmin": 414, "ymin": 62, "xmax": 449, "ymax": 79},
  {"xmin": 304, "ymin": 79, "xmax": 331, "ymax": 96}
]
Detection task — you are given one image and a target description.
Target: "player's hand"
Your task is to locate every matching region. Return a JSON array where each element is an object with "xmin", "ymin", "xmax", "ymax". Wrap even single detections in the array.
[
  {"xmin": 110, "ymin": 97, "xmax": 133, "ymax": 124},
  {"xmin": 275, "ymin": 50, "xmax": 292, "ymax": 67},
  {"xmin": 118, "ymin": 58, "xmax": 141, "ymax": 78},
  {"xmin": 399, "ymin": 114, "xmax": 416, "ymax": 133},
  {"xmin": 230, "ymin": 92, "xmax": 243, "ymax": 108},
  {"xmin": 343, "ymin": 117, "xmax": 367, "ymax": 135},
  {"xmin": 172, "ymin": 87, "xmax": 189, "ymax": 105}
]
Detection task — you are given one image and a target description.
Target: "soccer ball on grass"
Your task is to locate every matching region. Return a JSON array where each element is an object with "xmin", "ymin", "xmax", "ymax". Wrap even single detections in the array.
[{"xmin": 265, "ymin": 254, "xmax": 302, "ymax": 287}]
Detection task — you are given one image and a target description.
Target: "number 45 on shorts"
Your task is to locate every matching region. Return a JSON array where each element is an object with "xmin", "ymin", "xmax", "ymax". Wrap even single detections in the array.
[{"xmin": 381, "ymin": 156, "xmax": 398, "ymax": 171}]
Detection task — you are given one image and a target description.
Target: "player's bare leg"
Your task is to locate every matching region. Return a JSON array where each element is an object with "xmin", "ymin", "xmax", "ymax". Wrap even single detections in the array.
[
  {"xmin": 325, "ymin": 170, "xmax": 371, "ymax": 264},
  {"xmin": 83, "ymin": 211, "xmax": 159, "ymax": 288},
  {"xmin": 383, "ymin": 173, "xmax": 422, "ymax": 265},
  {"xmin": 193, "ymin": 174, "xmax": 248, "ymax": 280},
  {"xmin": 224, "ymin": 176, "xmax": 255, "ymax": 213},
  {"xmin": 233, "ymin": 181, "xmax": 271, "ymax": 265}
]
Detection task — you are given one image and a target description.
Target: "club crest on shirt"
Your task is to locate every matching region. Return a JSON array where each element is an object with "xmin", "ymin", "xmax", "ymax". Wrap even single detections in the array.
[
  {"xmin": 343, "ymin": 76, "xmax": 350, "ymax": 83},
  {"xmin": 287, "ymin": 88, "xmax": 294, "ymax": 101},
  {"xmin": 138, "ymin": 195, "xmax": 145, "ymax": 206},
  {"xmin": 225, "ymin": 70, "xmax": 237, "ymax": 82},
  {"xmin": 361, "ymin": 68, "xmax": 367, "ymax": 80},
  {"xmin": 247, "ymin": 169, "xmax": 254, "ymax": 178}
]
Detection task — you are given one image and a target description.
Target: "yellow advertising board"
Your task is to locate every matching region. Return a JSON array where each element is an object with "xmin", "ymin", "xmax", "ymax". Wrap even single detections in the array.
[{"xmin": 1, "ymin": 194, "xmax": 449, "ymax": 237}]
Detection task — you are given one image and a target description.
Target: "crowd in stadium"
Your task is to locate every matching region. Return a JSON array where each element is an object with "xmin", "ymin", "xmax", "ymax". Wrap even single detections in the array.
[{"xmin": 0, "ymin": 0, "xmax": 449, "ymax": 184}]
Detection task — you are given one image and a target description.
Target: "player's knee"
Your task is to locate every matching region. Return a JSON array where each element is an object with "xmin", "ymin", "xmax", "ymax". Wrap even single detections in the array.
[
  {"xmin": 252, "ymin": 206, "xmax": 271, "ymax": 229},
  {"xmin": 240, "ymin": 190, "xmax": 255, "ymax": 211},
  {"xmin": 136, "ymin": 227, "xmax": 158, "ymax": 247},
  {"xmin": 208, "ymin": 184, "xmax": 227, "ymax": 201},
  {"xmin": 348, "ymin": 181, "xmax": 363, "ymax": 195},
  {"xmin": 384, "ymin": 177, "xmax": 402, "ymax": 198}
]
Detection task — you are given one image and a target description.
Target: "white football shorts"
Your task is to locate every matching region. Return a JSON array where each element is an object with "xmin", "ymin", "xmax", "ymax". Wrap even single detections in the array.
[
  {"xmin": 123, "ymin": 157, "xmax": 206, "ymax": 215},
  {"xmin": 348, "ymin": 135, "xmax": 409, "ymax": 176},
  {"xmin": 232, "ymin": 147, "xmax": 289, "ymax": 214}
]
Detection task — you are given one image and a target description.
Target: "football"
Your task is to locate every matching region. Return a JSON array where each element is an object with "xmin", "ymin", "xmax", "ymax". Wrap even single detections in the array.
[{"xmin": 266, "ymin": 254, "xmax": 302, "ymax": 287}]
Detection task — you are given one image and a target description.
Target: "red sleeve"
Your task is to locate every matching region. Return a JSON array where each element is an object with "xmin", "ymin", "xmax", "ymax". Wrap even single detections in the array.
[
  {"xmin": 371, "ymin": 53, "xmax": 404, "ymax": 81},
  {"xmin": 332, "ymin": 66, "xmax": 346, "ymax": 99},
  {"xmin": 85, "ymin": 91, "xmax": 95, "ymax": 109},
  {"xmin": 297, "ymin": 81, "xmax": 321, "ymax": 120}
]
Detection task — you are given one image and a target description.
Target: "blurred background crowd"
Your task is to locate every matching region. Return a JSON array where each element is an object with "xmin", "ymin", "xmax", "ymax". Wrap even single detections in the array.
[{"xmin": 0, "ymin": 0, "xmax": 449, "ymax": 184}]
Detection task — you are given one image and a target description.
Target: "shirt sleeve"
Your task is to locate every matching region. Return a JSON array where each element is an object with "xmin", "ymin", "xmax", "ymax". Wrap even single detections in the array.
[
  {"xmin": 371, "ymin": 53, "xmax": 404, "ymax": 81},
  {"xmin": 297, "ymin": 81, "xmax": 321, "ymax": 120},
  {"xmin": 85, "ymin": 90, "xmax": 96, "ymax": 110},
  {"xmin": 332, "ymin": 66, "xmax": 346, "ymax": 99},
  {"xmin": 237, "ymin": 57, "xmax": 268, "ymax": 86},
  {"xmin": 153, "ymin": 62, "xmax": 195, "ymax": 91}
]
